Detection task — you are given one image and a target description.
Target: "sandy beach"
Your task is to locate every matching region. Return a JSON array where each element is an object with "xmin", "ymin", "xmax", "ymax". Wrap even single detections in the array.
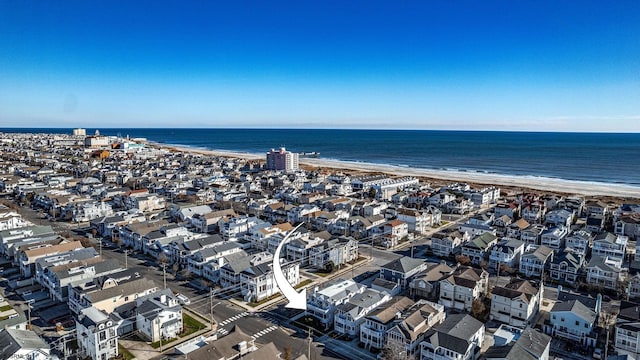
[{"xmin": 157, "ymin": 143, "xmax": 640, "ymax": 199}]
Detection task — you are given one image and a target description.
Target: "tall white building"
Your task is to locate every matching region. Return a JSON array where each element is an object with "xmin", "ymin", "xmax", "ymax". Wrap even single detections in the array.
[{"xmin": 266, "ymin": 147, "xmax": 299, "ymax": 171}]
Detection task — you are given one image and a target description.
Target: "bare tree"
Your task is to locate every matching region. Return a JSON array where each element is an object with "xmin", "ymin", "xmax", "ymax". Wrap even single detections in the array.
[{"xmin": 381, "ymin": 340, "xmax": 414, "ymax": 360}]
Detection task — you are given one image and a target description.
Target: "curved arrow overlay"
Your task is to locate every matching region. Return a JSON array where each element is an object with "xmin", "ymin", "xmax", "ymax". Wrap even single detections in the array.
[{"xmin": 272, "ymin": 223, "xmax": 307, "ymax": 310}]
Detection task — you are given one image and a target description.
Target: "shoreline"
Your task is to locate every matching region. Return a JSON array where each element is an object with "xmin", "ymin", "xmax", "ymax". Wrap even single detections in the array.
[{"xmin": 154, "ymin": 142, "xmax": 640, "ymax": 199}]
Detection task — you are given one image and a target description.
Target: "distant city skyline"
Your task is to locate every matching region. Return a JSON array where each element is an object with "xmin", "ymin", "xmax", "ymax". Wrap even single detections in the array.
[{"xmin": 1, "ymin": 1, "xmax": 639, "ymax": 132}]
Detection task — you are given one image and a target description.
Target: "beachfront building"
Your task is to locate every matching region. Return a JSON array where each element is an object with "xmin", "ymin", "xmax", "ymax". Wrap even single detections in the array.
[{"xmin": 266, "ymin": 147, "xmax": 299, "ymax": 172}]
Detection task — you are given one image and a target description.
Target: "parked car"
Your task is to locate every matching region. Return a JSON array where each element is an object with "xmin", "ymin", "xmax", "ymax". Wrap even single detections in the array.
[
  {"xmin": 593, "ymin": 348, "xmax": 602, "ymax": 359},
  {"xmin": 175, "ymin": 293, "xmax": 191, "ymax": 305}
]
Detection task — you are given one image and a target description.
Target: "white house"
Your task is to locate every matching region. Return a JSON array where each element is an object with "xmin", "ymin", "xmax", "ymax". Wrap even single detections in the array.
[
  {"xmin": 135, "ymin": 291, "xmax": 183, "ymax": 343},
  {"xmin": 0, "ymin": 328, "xmax": 50, "ymax": 360},
  {"xmin": 539, "ymin": 226, "xmax": 568, "ymax": 251},
  {"xmin": 334, "ymin": 289, "xmax": 391, "ymax": 338},
  {"xmin": 519, "ymin": 245, "xmax": 553, "ymax": 279},
  {"xmin": 488, "ymin": 238, "xmax": 525, "ymax": 273},
  {"xmin": 565, "ymin": 230, "xmax": 593, "ymax": 257},
  {"xmin": 307, "ymin": 279, "xmax": 366, "ymax": 330},
  {"xmin": 384, "ymin": 300, "xmax": 446, "ymax": 356},
  {"xmin": 615, "ymin": 301, "xmax": 640, "ymax": 359},
  {"xmin": 240, "ymin": 260, "xmax": 300, "ymax": 303},
  {"xmin": 586, "ymin": 255, "xmax": 624, "ymax": 291},
  {"xmin": 592, "ymin": 232, "xmax": 628, "ymax": 261},
  {"xmin": 76, "ymin": 307, "xmax": 122, "ymax": 360},
  {"xmin": 490, "ymin": 279, "xmax": 542, "ymax": 328},
  {"xmin": 439, "ymin": 266, "xmax": 488, "ymax": 312},
  {"xmin": 431, "ymin": 230, "xmax": 469, "ymax": 258}
]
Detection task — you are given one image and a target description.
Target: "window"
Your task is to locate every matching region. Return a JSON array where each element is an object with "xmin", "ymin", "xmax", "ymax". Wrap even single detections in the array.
[{"xmin": 576, "ymin": 321, "xmax": 580, "ymax": 326}]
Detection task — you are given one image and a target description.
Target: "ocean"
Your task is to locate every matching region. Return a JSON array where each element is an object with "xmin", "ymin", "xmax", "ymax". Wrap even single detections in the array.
[{"xmin": 2, "ymin": 128, "xmax": 640, "ymax": 186}]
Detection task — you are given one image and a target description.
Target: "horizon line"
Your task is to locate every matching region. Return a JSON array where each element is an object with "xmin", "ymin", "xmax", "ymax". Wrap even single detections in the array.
[{"xmin": 1, "ymin": 126, "xmax": 639, "ymax": 135}]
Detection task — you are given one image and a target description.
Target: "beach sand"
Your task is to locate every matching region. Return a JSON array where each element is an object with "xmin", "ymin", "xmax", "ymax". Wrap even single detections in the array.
[{"xmin": 156, "ymin": 143, "xmax": 640, "ymax": 200}]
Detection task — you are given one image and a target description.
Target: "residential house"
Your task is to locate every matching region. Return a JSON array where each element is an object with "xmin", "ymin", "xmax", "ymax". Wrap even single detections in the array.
[
  {"xmin": 380, "ymin": 257, "xmax": 428, "ymax": 289},
  {"xmin": 615, "ymin": 215, "xmax": 640, "ymax": 241},
  {"xmin": 431, "ymin": 230, "xmax": 469, "ymax": 258},
  {"xmin": 379, "ymin": 220, "xmax": 409, "ymax": 248},
  {"xmin": 460, "ymin": 233, "xmax": 498, "ymax": 265},
  {"xmin": 385, "ymin": 300, "xmax": 446, "ymax": 356},
  {"xmin": 544, "ymin": 209, "xmax": 574, "ymax": 228},
  {"xmin": 136, "ymin": 291, "xmax": 183, "ymax": 342},
  {"xmin": 76, "ymin": 307, "xmax": 122, "ymax": 360},
  {"xmin": 308, "ymin": 236, "xmax": 359, "ymax": 270},
  {"xmin": 41, "ymin": 258, "xmax": 123, "ymax": 302},
  {"xmin": 519, "ymin": 245, "xmax": 553, "ymax": 279},
  {"xmin": 439, "ymin": 266, "xmax": 489, "ymax": 312},
  {"xmin": 334, "ymin": 288, "xmax": 391, "ymax": 338},
  {"xmin": 482, "ymin": 326, "xmax": 551, "ymax": 360},
  {"xmin": 0, "ymin": 328, "xmax": 50, "ymax": 360},
  {"xmin": 592, "ymin": 232, "xmax": 628, "ymax": 261},
  {"xmin": 586, "ymin": 255, "xmax": 624, "ymax": 292},
  {"xmin": 186, "ymin": 241, "xmax": 243, "ymax": 277},
  {"xmin": 585, "ymin": 200, "xmax": 608, "ymax": 218},
  {"xmin": 488, "ymin": 238, "xmax": 525, "ymax": 273},
  {"xmin": 396, "ymin": 208, "xmax": 441, "ymax": 234},
  {"xmin": 360, "ymin": 296, "xmax": 415, "ymax": 350},
  {"xmin": 0, "ymin": 210, "xmax": 27, "ymax": 231},
  {"xmin": 189, "ymin": 208, "xmax": 236, "ymax": 234},
  {"xmin": 539, "ymin": 226, "xmax": 569, "ymax": 251},
  {"xmin": 459, "ymin": 222, "xmax": 496, "ymax": 238},
  {"xmin": 492, "ymin": 215, "xmax": 513, "ymax": 237},
  {"xmin": 494, "ymin": 202, "xmax": 520, "ymax": 220},
  {"xmin": 520, "ymin": 224, "xmax": 546, "ymax": 246},
  {"xmin": 420, "ymin": 314, "xmax": 485, "ymax": 360},
  {"xmin": 69, "ymin": 276, "xmax": 159, "ymax": 315},
  {"xmin": 565, "ymin": 230, "xmax": 593, "ymax": 257},
  {"xmin": 307, "ymin": 279, "xmax": 366, "ymax": 330},
  {"xmin": 586, "ymin": 215, "xmax": 606, "ymax": 233},
  {"xmin": 549, "ymin": 251, "xmax": 584, "ymax": 287},
  {"xmin": 410, "ymin": 261, "xmax": 455, "ymax": 300},
  {"xmin": 546, "ymin": 300, "xmax": 597, "ymax": 347},
  {"xmin": 615, "ymin": 301, "xmax": 640, "ymax": 359},
  {"xmin": 506, "ymin": 219, "xmax": 530, "ymax": 239},
  {"xmin": 19, "ymin": 240, "xmax": 84, "ymax": 277},
  {"xmin": 240, "ymin": 260, "xmax": 300, "ymax": 303},
  {"xmin": 522, "ymin": 204, "xmax": 546, "ymax": 224},
  {"xmin": 490, "ymin": 279, "xmax": 543, "ymax": 328},
  {"xmin": 628, "ymin": 274, "xmax": 640, "ymax": 300}
]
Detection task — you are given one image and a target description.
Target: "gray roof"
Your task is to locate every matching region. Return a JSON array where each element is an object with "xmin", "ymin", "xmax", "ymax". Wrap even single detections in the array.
[
  {"xmin": 381, "ymin": 256, "xmax": 425, "ymax": 274},
  {"xmin": 222, "ymin": 253, "xmax": 253, "ymax": 274},
  {"xmin": 425, "ymin": 314, "xmax": 484, "ymax": 355},
  {"xmin": 484, "ymin": 328, "xmax": 551, "ymax": 360},
  {"xmin": 86, "ymin": 277, "xmax": 158, "ymax": 303},
  {"xmin": 551, "ymin": 300, "xmax": 596, "ymax": 323},
  {"xmin": 0, "ymin": 329, "xmax": 48, "ymax": 358}
]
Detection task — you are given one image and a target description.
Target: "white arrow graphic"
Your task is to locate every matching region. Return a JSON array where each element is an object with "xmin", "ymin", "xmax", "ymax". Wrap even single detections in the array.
[{"xmin": 273, "ymin": 223, "xmax": 307, "ymax": 310}]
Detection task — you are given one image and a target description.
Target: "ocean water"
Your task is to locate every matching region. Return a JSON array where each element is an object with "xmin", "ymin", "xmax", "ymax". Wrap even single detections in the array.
[{"xmin": 2, "ymin": 128, "xmax": 640, "ymax": 186}]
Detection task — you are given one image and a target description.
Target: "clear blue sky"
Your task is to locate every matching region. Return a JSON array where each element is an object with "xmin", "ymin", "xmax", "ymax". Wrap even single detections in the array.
[{"xmin": 1, "ymin": 1, "xmax": 639, "ymax": 131}]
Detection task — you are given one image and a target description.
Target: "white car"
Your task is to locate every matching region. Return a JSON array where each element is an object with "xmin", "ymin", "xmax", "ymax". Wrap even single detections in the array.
[{"xmin": 175, "ymin": 293, "xmax": 191, "ymax": 305}]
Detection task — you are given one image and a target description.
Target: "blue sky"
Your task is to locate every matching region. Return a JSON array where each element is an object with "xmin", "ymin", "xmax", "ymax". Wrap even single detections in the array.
[{"xmin": 1, "ymin": 1, "xmax": 639, "ymax": 131}]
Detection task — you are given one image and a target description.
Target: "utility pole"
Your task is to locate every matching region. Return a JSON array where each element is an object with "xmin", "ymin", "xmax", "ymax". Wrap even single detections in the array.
[
  {"xmin": 99, "ymin": 239, "xmax": 102, "ymax": 256},
  {"xmin": 124, "ymin": 249, "xmax": 128, "ymax": 269},
  {"xmin": 210, "ymin": 288, "xmax": 215, "ymax": 330},
  {"xmin": 307, "ymin": 327, "xmax": 312, "ymax": 360},
  {"xmin": 27, "ymin": 305, "xmax": 31, "ymax": 330},
  {"xmin": 162, "ymin": 263, "xmax": 167, "ymax": 289}
]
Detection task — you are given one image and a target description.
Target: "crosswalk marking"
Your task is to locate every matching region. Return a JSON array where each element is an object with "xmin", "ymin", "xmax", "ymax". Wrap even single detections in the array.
[
  {"xmin": 250, "ymin": 325, "xmax": 278, "ymax": 340},
  {"xmin": 218, "ymin": 312, "xmax": 249, "ymax": 326}
]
